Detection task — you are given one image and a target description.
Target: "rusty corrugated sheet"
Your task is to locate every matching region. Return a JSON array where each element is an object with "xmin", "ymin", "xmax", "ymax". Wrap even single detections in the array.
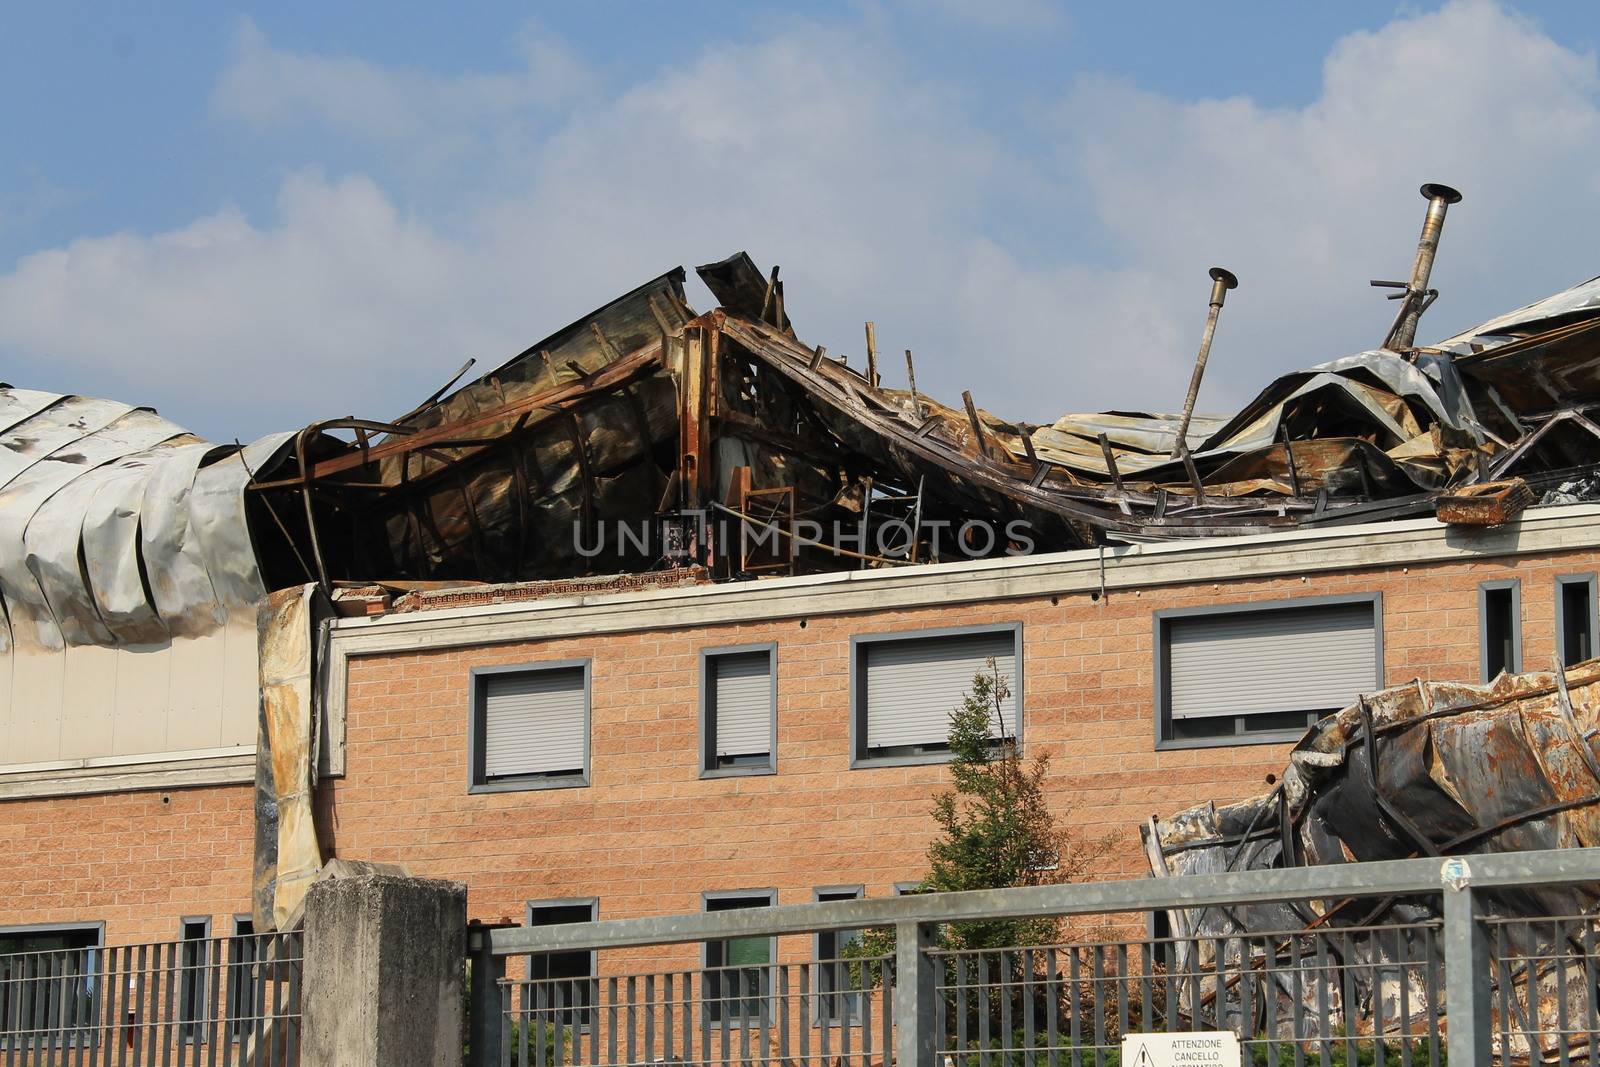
[{"xmin": 1145, "ymin": 661, "xmax": 1600, "ymax": 1053}]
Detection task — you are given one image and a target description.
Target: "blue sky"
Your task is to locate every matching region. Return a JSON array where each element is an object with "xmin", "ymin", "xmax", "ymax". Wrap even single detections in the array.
[{"xmin": 3, "ymin": 1, "xmax": 1598, "ymax": 442}]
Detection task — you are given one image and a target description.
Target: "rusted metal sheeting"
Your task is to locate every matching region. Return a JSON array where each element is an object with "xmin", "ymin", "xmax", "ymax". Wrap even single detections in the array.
[
  {"xmin": 1148, "ymin": 661, "xmax": 1600, "ymax": 894},
  {"xmin": 253, "ymin": 582, "xmax": 328, "ymax": 931},
  {"xmin": 1031, "ymin": 412, "xmax": 1228, "ymax": 477},
  {"xmin": 1148, "ymin": 664, "xmax": 1600, "ymax": 939},
  {"xmin": 1437, "ymin": 274, "xmax": 1600, "ymax": 350},
  {"xmin": 243, "ymin": 271, "xmax": 694, "ymax": 587},
  {"xmin": 233, "ymin": 249, "xmax": 1600, "ymax": 591},
  {"xmin": 1145, "ymin": 660, "xmax": 1600, "ymax": 1051}
]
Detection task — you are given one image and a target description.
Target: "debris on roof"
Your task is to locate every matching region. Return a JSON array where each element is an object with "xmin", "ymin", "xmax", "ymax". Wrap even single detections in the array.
[{"xmin": 5, "ymin": 181, "xmax": 1600, "ymax": 645}]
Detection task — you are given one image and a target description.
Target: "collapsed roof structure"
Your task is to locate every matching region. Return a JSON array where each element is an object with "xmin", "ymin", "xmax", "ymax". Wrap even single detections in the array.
[
  {"xmin": 4, "ymin": 180, "xmax": 1600, "ymax": 932},
  {"xmin": 6, "ymin": 184, "xmax": 1600, "ymax": 638}
]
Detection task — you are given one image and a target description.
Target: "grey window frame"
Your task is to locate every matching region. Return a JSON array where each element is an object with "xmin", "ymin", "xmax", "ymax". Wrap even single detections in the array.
[
  {"xmin": 1557, "ymin": 572, "xmax": 1599, "ymax": 668},
  {"xmin": 0, "ymin": 921, "xmax": 104, "ymax": 1052},
  {"xmin": 226, "ymin": 915, "xmax": 257, "ymax": 1041},
  {"xmin": 525, "ymin": 897, "xmax": 599, "ymax": 1030},
  {"xmin": 699, "ymin": 642, "xmax": 779, "ymax": 779},
  {"xmin": 812, "ymin": 885, "xmax": 865, "ymax": 1027},
  {"xmin": 849, "ymin": 622, "xmax": 1025, "ymax": 769},
  {"xmin": 1154, "ymin": 592, "xmax": 1384, "ymax": 751},
  {"xmin": 701, "ymin": 889, "xmax": 777, "ymax": 1028},
  {"xmin": 178, "ymin": 916, "xmax": 212, "ymax": 1043},
  {"xmin": 468, "ymin": 658, "xmax": 593, "ymax": 794},
  {"xmin": 1478, "ymin": 579, "xmax": 1523, "ymax": 681}
]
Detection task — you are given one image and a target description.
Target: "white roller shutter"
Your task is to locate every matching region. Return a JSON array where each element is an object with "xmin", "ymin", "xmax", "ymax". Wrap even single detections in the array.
[
  {"xmin": 711, "ymin": 651, "xmax": 772, "ymax": 758},
  {"xmin": 1167, "ymin": 603, "xmax": 1376, "ymax": 720},
  {"xmin": 482, "ymin": 667, "xmax": 587, "ymax": 778},
  {"xmin": 864, "ymin": 630, "xmax": 1017, "ymax": 751}
]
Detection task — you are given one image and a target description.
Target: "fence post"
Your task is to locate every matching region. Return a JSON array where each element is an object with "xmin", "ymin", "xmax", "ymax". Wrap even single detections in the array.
[
  {"xmin": 894, "ymin": 920, "xmax": 936, "ymax": 1067},
  {"xmin": 302, "ymin": 874, "xmax": 467, "ymax": 1067},
  {"xmin": 1442, "ymin": 864, "xmax": 1491, "ymax": 1067},
  {"xmin": 468, "ymin": 927, "xmax": 506, "ymax": 1067}
]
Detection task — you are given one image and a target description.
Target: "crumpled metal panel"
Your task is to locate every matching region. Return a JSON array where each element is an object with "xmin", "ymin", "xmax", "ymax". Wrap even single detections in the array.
[
  {"xmin": 0, "ymin": 388, "xmax": 63, "ymax": 437},
  {"xmin": 0, "ymin": 395, "xmax": 133, "ymax": 492},
  {"xmin": 188, "ymin": 432, "xmax": 296, "ymax": 607},
  {"xmin": 1145, "ymin": 662, "xmax": 1600, "ymax": 1049},
  {"xmin": 81, "ymin": 442, "xmax": 202, "ymax": 645},
  {"xmin": 1437, "ymin": 274, "xmax": 1600, "ymax": 349},
  {"xmin": 1030, "ymin": 412, "xmax": 1227, "ymax": 477},
  {"xmin": 253, "ymin": 583, "xmax": 327, "ymax": 932},
  {"xmin": 139, "ymin": 441, "xmax": 228, "ymax": 638},
  {"xmin": 3, "ymin": 406, "xmax": 184, "ymax": 652},
  {"xmin": 1149, "ymin": 663, "xmax": 1600, "ymax": 878},
  {"xmin": 0, "ymin": 386, "xmax": 297, "ymax": 769}
]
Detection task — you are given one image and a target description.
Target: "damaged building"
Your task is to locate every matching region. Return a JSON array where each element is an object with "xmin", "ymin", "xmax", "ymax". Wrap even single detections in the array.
[{"xmin": 3, "ymin": 183, "xmax": 1600, "ymax": 1007}]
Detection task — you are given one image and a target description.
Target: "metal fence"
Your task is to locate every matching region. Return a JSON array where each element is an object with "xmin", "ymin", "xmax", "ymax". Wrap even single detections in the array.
[
  {"xmin": 0, "ymin": 930, "xmax": 301, "ymax": 1066},
  {"xmin": 1490, "ymin": 915, "xmax": 1600, "ymax": 1064},
  {"xmin": 471, "ymin": 848, "xmax": 1600, "ymax": 1067},
  {"xmin": 931, "ymin": 922, "xmax": 1445, "ymax": 1067},
  {"xmin": 498, "ymin": 956, "xmax": 895, "ymax": 1067}
]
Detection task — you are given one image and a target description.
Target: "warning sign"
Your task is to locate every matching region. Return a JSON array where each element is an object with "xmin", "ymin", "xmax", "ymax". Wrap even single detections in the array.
[{"xmin": 1121, "ymin": 1031, "xmax": 1241, "ymax": 1067}]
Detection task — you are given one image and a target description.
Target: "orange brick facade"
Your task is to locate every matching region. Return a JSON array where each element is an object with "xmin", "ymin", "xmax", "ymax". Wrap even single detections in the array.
[
  {"xmin": 326, "ymin": 546, "xmax": 1599, "ymax": 929},
  {"xmin": 4, "ymin": 543, "xmax": 1598, "ymax": 949},
  {"xmin": 0, "ymin": 784, "xmax": 254, "ymax": 943}
]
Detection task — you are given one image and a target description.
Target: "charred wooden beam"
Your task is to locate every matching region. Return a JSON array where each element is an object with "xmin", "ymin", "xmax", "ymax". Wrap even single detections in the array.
[
  {"xmin": 962, "ymin": 391, "xmax": 992, "ymax": 461},
  {"xmin": 905, "ymin": 349, "xmax": 921, "ymax": 420}
]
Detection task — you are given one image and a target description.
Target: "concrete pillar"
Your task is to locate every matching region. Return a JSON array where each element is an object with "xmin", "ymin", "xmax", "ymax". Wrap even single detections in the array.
[{"xmin": 303, "ymin": 874, "xmax": 467, "ymax": 1067}]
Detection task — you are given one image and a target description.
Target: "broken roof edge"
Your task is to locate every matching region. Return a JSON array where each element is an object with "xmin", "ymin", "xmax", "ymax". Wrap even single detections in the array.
[
  {"xmin": 321, "ymin": 499, "xmax": 1600, "ymax": 632},
  {"xmin": 409, "ymin": 264, "xmax": 693, "ymax": 426}
]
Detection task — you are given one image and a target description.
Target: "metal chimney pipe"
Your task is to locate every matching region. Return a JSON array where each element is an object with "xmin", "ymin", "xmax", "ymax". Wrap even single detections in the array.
[
  {"xmin": 1384, "ymin": 182, "xmax": 1462, "ymax": 351},
  {"xmin": 1171, "ymin": 267, "xmax": 1239, "ymax": 460}
]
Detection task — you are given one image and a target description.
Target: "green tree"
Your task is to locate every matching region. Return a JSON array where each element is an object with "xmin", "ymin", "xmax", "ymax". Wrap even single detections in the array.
[{"xmin": 853, "ymin": 659, "xmax": 1093, "ymax": 959}]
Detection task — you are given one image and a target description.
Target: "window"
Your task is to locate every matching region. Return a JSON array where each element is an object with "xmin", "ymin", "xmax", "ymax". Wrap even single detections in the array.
[
  {"xmin": 851, "ymin": 624, "xmax": 1022, "ymax": 766},
  {"xmin": 178, "ymin": 918, "xmax": 211, "ymax": 1042},
  {"xmin": 470, "ymin": 661, "xmax": 591, "ymax": 792},
  {"xmin": 703, "ymin": 891, "xmax": 775, "ymax": 1025},
  {"xmin": 1558, "ymin": 574, "xmax": 1598, "ymax": 669},
  {"xmin": 0, "ymin": 924, "xmax": 101, "ymax": 1049},
  {"xmin": 1156, "ymin": 596, "xmax": 1381, "ymax": 747},
  {"xmin": 813, "ymin": 887, "xmax": 863, "ymax": 1025},
  {"xmin": 701, "ymin": 645, "xmax": 777, "ymax": 776},
  {"xmin": 226, "ymin": 917, "xmax": 257, "ymax": 1040},
  {"xmin": 1479, "ymin": 580, "xmax": 1522, "ymax": 681},
  {"xmin": 526, "ymin": 900, "xmax": 598, "ymax": 1025}
]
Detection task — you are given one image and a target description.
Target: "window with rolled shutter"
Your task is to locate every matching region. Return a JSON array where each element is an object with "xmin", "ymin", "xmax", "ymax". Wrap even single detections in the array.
[
  {"xmin": 1159, "ymin": 599, "xmax": 1379, "ymax": 743},
  {"xmin": 703, "ymin": 648, "xmax": 774, "ymax": 772},
  {"xmin": 474, "ymin": 664, "xmax": 588, "ymax": 787},
  {"xmin": 855, "ymin": 627, "xmax": 1019, "ymax": 763}
]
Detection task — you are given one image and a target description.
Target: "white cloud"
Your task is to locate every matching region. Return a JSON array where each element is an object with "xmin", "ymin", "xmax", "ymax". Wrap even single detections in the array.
[
  {"xmin": 0, "ymin": 172, "xmax": 505, "ymax": 431},
  {"xmin": 211, "ymin": 18, "xmax": 591, "ymax": 173},
  {"xmin": 1, "ymin": 1, "xmax": 1597, "ymax": 441},
  {"xmin": 1046, "ymin": 0, "xmax": 1600, "ymax": 412}
]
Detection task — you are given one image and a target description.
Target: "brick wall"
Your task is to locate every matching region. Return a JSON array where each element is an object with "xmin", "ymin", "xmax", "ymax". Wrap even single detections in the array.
[
  {"xmin": 323, "ymin": 547, "xmax": 1600, "ymax": 932},
  {"xmin": 5, "ymin": 545, "xmax": 1596, "ymax": 947},
  {"xmin": 0, "ymin": 784, "xmax": 254, "ymax": 945}
]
